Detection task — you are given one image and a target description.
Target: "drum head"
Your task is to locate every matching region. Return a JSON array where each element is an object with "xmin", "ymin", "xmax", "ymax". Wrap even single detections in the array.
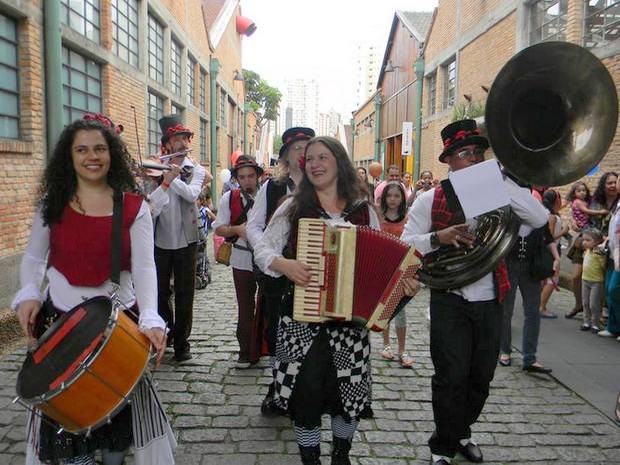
[{"xmin": 17, "ymin": 296, "xmax": 113, "ymax": 400}]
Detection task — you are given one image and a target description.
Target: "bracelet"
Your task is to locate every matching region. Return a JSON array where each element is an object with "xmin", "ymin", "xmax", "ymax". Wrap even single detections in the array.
[{"xmin": 162, "ymin": 181, "xmax": 170, "ymax": 188}]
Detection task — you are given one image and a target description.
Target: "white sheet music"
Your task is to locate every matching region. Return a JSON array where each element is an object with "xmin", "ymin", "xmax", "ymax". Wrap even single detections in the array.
[{"xmin": 448, "ymin": 159, "xmax": 510, "ymax": 219}]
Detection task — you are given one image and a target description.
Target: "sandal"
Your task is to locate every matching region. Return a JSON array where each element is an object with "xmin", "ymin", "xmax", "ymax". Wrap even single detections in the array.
[
  {"xmin": 400, "ymin": 351, "xmax": 414, "ymax": 368},
  {"xmin": 381, "ymin": 346, "xmax": 394, "ymax": 360},
  {"xmin": 565, "ymin": 307, "xmax": 583, "ymax": 319},
  {"xmin": 498, "ymin": 353, "xmax": 511, "ymax": 367}
]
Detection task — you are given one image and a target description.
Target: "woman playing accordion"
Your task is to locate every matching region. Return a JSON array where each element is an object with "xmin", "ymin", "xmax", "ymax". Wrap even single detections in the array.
[{"xmin": 254, "ymin": 136, "xmax": 417, "ymax": 465}]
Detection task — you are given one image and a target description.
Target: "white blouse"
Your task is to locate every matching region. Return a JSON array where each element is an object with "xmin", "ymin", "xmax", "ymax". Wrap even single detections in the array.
[
  {"xmin": 11, "ymin": 201, "xmax": 165, "ymax": 330},
  {"xmin": 253, "ymin": 198, "xmax": 381, "ymax": 278}
]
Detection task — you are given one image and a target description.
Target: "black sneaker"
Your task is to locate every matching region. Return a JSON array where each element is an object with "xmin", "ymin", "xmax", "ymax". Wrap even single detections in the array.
[{"xmin": 174, "ymin": 350, "xmax": 192, "ymax": 362}]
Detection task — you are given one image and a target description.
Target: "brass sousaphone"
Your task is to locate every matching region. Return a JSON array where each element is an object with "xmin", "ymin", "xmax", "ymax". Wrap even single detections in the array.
[{"xmin": 418, "ymin": 41, "xmax": 619, "ymax": 289}]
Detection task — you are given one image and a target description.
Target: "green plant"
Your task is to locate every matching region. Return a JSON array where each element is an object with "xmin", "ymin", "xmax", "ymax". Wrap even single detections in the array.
[{"xmin": 452, "ymin": 101, "xmax": 485, "ymax": 121}]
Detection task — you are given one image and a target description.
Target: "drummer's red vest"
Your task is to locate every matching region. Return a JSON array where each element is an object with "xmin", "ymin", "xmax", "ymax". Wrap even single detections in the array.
[
  {"xmin": 432, "ymin": 185, "xmax": 510, "ymax": 302},
  {"xmin": 48, "ymin": 193, "xmax": 143, "ymax": 287}
]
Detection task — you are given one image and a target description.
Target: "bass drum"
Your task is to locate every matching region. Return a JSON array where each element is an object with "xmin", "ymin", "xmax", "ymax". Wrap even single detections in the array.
[{"xmin": 16, "ymin": 296, "xmax": 151, "ymax": 434}]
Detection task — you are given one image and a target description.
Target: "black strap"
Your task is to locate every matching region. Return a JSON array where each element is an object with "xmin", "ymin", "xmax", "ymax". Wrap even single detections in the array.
[
  {"xmin": 440, "ymin": 179, "xmax": 466, "ymax": 223},
  {"xmin": 110, "ymin": 193, "xmax": 123, "ymax": 285}
]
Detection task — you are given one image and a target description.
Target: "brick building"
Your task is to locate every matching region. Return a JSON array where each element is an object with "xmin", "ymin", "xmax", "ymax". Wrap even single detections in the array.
[
  {"xmin": 0, "ymin": 0, "xmax": 260, "ymax": 306},
  {"xmin": 420, "ymin": 0, "xmax": 620, "ymax": 185}
]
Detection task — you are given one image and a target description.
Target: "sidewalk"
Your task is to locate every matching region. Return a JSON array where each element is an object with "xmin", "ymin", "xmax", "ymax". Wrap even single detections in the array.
[{"xmin": 0, "ymin": 260, "xmax": 619, "ymax": 464}]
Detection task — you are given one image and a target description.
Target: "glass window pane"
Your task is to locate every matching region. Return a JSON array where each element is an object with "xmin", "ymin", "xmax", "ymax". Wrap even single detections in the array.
[
  {"xmin": 0, "ymin": 40, "xmax": 17, "ymax": 66},
  {"xmin": 0, "ymin": 14, "xmax": 17, "ymax": 40},
  {"xmin": 0, "ymin": 64, "xmax": 18, "ymax": 89},
  {"xmin": 72, "ymin": 90, "xmax": 87, "ymax": 109},
  {"xmin": 69, "ymin": 50, "xmax": 86, "ymax": 71},
  {"xmin": 0, "ymin": 90, "xmax": 18, "ymax": 114},
  {"xmin": 0, "ymin": 116, "xmax": 18, "ymax": 138},
  {"xmin": 88, "ymin": 95, "xmax": 100, "ymax": 111},
  {"xmin": 71, "ymin": 72, "xmax": 87, "ymax": 91}
]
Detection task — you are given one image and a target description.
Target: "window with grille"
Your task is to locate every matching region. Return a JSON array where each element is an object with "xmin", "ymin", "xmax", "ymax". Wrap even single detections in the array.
[
  {"xmin": 171, "ymin": 103, "xmax": 183, "ymax": 116},
  {"xmin": 62, "ymin": 47, "xmax": 101, "ymax": 125},
  {"xmin": 427, "ymin": 72, "xmax": 437, "ymax": 116},
  {"xmin": 584, "ymin": 0, "xmax": 620, "ymax": 48},
  {"xmin": 171, "ymin": 39, "xmax": 181, "ymax": 95},
  {"xmin": 200, "ymin": 70, "xmax": 207, "ymax": 113},
  {"xmin": 148, "ymin": 15, "xmax": 164, "ymax": 84},
  {"xmin": 147, "ymin": 92, "xmax": 164, "ymax": 154},
  {"xmin": 187, "ymin": 56, "xmax": 196, "ymax": 105},
  {"xmin": 0, "ymin": 13, "xmax": 19, "ymax": 138},
  {"xmin": 442, "ymin": 58, "xmax": 456, "ymax": 109},
  {"xmin": 61, "ymin": 0, "xmax": 100, "ymax": 43},
  {"xmin": 220, "ymin": 90, "xmax": 227, "ymax": 127},
  {"xmin": 200, "ymin": 118, "xmax": 208, "ymax": 162},
  {"xmin": 529, "ymin": 0, "xmax": 568, "ymax": 44},
  {"xmin": 111, "ymin": 0, "xmax": 138, "ymax": 66}
]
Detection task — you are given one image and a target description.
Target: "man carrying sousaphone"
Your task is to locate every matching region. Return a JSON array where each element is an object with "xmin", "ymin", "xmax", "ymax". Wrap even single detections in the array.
[
  {"xmin": 401, "ymin": 119, "xmax": 552, "ymax": 465},
  {"xmin": 13, "ymin": 114, "xmax": 174, "ymax": 464}
]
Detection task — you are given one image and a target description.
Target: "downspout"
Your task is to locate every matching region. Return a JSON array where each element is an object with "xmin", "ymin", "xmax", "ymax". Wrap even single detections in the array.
[
  {"xmin": 243, "ymin": 104, "xmax": 248, "ymax": 154},
  {"xmin": 373, "ymin": 93, "xmax": 382, "ymax": 164},
  {"xmin": 414, "ymin": 56, "xmax": 425, "ymax": 182},
  {"xmin": 209, "ymin": 57, "xmax": 220, "ymax": 204},
  {"xmin": 44, "ymin": 1, "xmax": 63, "ymax": 155},
  {"xmin": 350, "ymin": 117, "xmax": 355, "ymax": 161}
]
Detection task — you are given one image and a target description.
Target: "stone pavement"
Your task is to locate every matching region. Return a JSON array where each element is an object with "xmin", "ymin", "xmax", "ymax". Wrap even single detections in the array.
[{"xmin": 0, "ymin": 259, "xmax": 619, "ymax": 465}]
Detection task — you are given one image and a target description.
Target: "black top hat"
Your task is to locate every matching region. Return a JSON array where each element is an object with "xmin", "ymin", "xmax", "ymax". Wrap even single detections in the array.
[
  {"xmin": 159, "ymin": 114, "xmax": 194, "ymax": 144},
  {"xmin": 231, "ymin": 155, "xmax": 264, "ymax": 178},
  {"xmin": 279, "ymin": 127, "xmax": 315, "ymax": 158},
  {"xmin": 438, "ymin": 119, "xmax": 489, "ymax": 162}
]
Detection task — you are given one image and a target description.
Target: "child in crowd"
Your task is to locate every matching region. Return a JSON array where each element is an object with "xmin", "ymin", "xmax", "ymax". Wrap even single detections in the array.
[
  {"xmin": 539, "ymin": 189, "xmax": 569, "ymax": 318},
  {"xmin": 567, "ymin": 181, "xmax": 608, "ymax": 231},
  {"xmin": 379, "ymin": 182, "xmax": 413, "ymax": 368},
  {"xmin": 196, "ymin": 190, "xmax": 216, "ymax": 288},
  {"xmin": 581, "ymin": 228, "xmax": 607, "ymax": 332}
]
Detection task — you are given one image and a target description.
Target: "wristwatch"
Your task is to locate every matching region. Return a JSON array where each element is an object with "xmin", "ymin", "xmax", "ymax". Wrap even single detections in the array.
[{"xmin": 430, "ymin": 232, "xmax": 440, "ymax": 248}]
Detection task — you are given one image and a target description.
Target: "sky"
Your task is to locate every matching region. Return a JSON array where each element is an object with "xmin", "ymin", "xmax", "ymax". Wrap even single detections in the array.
[{"xmin": 241, "ymin": 0, "xmax": 438, "ymax": 118}]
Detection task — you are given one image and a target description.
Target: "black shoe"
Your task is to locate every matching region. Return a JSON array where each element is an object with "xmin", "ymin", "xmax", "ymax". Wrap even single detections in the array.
[
  {"xmin": 261, "ymin": 384, "xmax": 286, "ymax": 417},
  {"xmin": 522, "ymin": 364, "xmax": 552, "ymax": 374},
  {"xmin": 565, "ymin": 307, "xmax": 583, "ymax": 319},
  {"xmin": 299, "ymin": 445, "xmax": 321, "ymax": 465},
  {"xmin": 457, "ymin": 442, "xmax": 483, "ymax": 463},
  {"xmin": 430, "ymin": 459, "xmax": 451, "ymax": 465},
  {"xmin": 331, "ymin": 437, "xmax": 352, "ymax": 465},
  {"xmin": 174, "ymin": 350, "xmax": 192, "ymax": 362}
]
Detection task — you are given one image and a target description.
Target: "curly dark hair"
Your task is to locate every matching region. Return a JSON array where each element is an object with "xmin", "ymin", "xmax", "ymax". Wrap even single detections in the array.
[
  {"xmin": 380, "ymin": 181, "xmax": 407, "ymax": 220},
  {"xmin": 286, "ymin": 136, "xmax": 363, "ymax": 233},
  {"xmin": 592, "ymin": 171, "xmax": 618, "ymax": 206},
  {"xmin": 41, "ymin": 119, "xmax": 136, "ymax": 225}
]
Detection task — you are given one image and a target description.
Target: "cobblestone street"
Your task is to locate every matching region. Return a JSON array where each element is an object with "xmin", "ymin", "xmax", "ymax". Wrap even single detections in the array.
[{"xmin": 1, "ymin": 258, "xmax": 619, "ymax": 465}]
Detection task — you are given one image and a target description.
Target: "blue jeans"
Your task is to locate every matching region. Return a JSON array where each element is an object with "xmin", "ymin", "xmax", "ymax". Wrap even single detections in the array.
[
  {"xmin": 500, "ymin": 258, "xmax": 542, "ymax": 366},
  {"xmin": 605, "ymin": 269, "xmax": 620, "ymax": 334}
]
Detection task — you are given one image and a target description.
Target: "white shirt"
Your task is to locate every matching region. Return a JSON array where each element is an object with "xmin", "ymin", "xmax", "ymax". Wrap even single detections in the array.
[
  {"xmin": 12, "ymin": 201, "xmax": 165, "ymax": 330},
  {"xmin": 152, "ymin": 161, "xmax": 206, "ymax": 249},
  {"xmin": 246, "ymin": 179, "xmax": 294, "ymax": 249},
  {"xmin": 212, "ymin": 190, "xmax": 255, "ymax": 272},
  {"xmin": 401, "ymin": 176, "xmax": 549, "ymax": 302},
  {"xmin": 254, "ymin": 198, "xmax": 381, "ymax": 278}
]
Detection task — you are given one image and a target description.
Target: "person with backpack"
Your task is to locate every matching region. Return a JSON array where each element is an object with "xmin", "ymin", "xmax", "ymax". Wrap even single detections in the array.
[{"xmin": 213, "ymin": 156, "xmax": 263, "ymax": 368}]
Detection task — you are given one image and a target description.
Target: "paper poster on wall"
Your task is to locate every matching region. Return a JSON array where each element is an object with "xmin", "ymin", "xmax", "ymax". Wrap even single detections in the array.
[{"xmin": 402, "ymin": 122, "xmax": 413, "ymax": 156}]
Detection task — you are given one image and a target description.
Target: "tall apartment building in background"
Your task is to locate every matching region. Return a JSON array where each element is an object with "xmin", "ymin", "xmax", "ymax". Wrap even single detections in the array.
[
  {"xmin": 280, "ymin": 78, "xmax": 320, "ymax": 130},
  {"xmin": 354, "ymin": 44, "xmax": 380, "ymax": 108},
  {"xmin": 317, "ymin": 110, "xmax": 342, "ymax": 137}
]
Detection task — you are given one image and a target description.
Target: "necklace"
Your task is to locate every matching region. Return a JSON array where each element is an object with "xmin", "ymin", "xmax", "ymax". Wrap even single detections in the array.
[{"xmin": 74, "ymin": 193, "xmax": 86, "ymax": 215}]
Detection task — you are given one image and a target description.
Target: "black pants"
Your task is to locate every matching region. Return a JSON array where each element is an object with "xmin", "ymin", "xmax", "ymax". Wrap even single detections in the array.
[
  {"xmin": 155, "ymin": 244, "xmax": 196, "ymax": 355},
  {"xmin": 428, "ymin": 291, "xmax": 502, "ymax": 458},
  {"xmin": 257, "ymin": 275, "xmax": 287, "ymax": 356},
  {"xmin": 232, "ymin": 268, "xmax": 258, "ymax": 362}
]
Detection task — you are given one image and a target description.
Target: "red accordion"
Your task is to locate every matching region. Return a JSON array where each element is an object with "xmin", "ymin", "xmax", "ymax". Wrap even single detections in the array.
[{"xmin": 293, "ymin": 218, "xmax": 420, "ymax": 331}]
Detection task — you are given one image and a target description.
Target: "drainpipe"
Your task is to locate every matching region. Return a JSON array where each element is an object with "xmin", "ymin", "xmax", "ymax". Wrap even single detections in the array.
[
  {"xmin": 350, "ymin": 117, "xmax": 355, "ymax": 161},
  {"xmin": 414, "ymin": 56, "xmax": 425, "ymax": 182},
  {"xmin": 243, "ymin": 104, "xmax": 249, "ymax": 154},
  {"xmin": 44, "ymin": 1, "xmax": 63, "ymax": 155},
  {"xmin": 373, "ymin": 93, "xmax": 382, "ymax": 164},
  {"xmin": 209, "ymin": 57, "xmax": 220, "ymax": 204}
]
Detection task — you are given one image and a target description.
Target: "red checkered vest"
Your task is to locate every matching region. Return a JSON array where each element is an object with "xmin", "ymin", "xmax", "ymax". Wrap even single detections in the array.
[{"xmin": 431, "ymin": 185, "xmax": 510, "ymax": 302}]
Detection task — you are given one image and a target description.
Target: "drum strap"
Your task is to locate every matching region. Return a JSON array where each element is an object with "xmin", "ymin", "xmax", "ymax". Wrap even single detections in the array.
[{"xmin": 111, "ymin": 193, "xmax": 123, "ymax": 285}]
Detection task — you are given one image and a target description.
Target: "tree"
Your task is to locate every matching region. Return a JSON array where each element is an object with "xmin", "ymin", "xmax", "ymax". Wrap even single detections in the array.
[{"xmin": 243, "ymin": 69, "xmax": 282, "ymax": 127}]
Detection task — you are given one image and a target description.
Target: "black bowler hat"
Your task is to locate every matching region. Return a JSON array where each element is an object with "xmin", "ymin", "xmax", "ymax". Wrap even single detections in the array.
[
  {"xmin": 159, "ymin": 114, "xmax": 194, "ymax": 144},
  {"xmin": 279, "ymin": 127, "xmax": 315, "ymax": 158},
  {"xmin": 231, "ymin": 155, "xmax": 264, "ymax": 178},
  {"xmin": 438, "ymin": 119, "xmax": 489, "ymax": 162}
]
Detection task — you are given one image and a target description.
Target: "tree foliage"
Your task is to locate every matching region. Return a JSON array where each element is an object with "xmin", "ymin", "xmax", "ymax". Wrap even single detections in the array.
[{"xmin": 243, "ymin": 69, "xmax": 282, "ymax": 126}]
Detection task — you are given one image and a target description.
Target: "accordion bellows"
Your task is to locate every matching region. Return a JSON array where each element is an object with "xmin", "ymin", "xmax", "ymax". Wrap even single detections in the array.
[{"xmin": 294, "ymin": 218, "xmax": 421, "ymax": 331}]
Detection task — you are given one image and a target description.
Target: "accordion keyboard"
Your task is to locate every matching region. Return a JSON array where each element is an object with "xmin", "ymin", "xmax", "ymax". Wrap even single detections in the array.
[{"xmin": 294, "ymin": 220, "xmax": 328, "ymax": 322}]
